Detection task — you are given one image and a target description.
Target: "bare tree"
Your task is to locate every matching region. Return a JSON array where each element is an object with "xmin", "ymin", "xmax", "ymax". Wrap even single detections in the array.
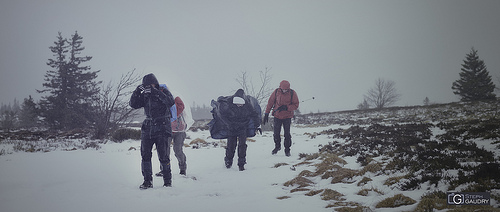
[
  {"xmin": 364, "ymin": 78, "xmax": 401, "ymax": 109},
  {"xmin": 93, "ymin": 69, "xmax": 141, "ymax": 139},
  {"xmin": 235, "ymin": 67, "xmax": 273, "ymax": 107}
]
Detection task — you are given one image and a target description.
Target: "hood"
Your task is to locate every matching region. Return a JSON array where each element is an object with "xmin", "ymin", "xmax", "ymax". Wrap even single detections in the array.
[
  {"xmin": 142, "ymin": 73, "xmax": 159, "ymax": 86},
  {"xmin": 234, "ymin": 89, "xmax": 245, "ymax": 97},
  {"xmin": 279, "ymin": 80, "xmax": 290, "ymax": 90}
]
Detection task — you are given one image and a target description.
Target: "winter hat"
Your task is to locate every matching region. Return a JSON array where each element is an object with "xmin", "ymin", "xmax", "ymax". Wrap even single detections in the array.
[
  {"xmin": 142, "ymin": 73, "xmax": 159, "ymax": 86},
  {"xmin": 279, "ymin": 80, "xmax": 290, "ymax": 90},
  {"xmin": 233, "ymin": 97, "xmax": 245, "ymax": 105}
]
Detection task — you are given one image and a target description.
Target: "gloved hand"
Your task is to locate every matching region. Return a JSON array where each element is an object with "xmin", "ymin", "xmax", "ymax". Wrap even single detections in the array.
[
  {"xmin": 136, "ymin": 85, "xmax": 145, "ymax": 93},
  {"xmin": 143, "ymin": 85, "xmax": 152, "ymax": 94},
  {"xmin": 263, "ymin": 113, "xmax": 269, "ymax": 125},
  {"xmin": 277, "ymin": 105, "xmax": 288, "ymax": 112}
]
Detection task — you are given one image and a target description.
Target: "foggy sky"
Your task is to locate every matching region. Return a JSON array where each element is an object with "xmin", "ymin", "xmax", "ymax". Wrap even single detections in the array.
[{"xmin": 1, "ymin": 0, "xmax": 499, "ymax": 113}]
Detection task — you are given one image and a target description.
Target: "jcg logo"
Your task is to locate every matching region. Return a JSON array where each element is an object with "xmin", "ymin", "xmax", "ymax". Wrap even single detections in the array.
[
  {"xmin": 447, "ymin": 193, "xmax": 464, "ymax": 205},
  {"xmin": 447, "ymin": 192, "xmax": 490, "ymax": 205}
]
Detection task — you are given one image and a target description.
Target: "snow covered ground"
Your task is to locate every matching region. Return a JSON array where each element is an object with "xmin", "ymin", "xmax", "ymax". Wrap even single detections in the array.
[
  {"xmin": 0, "ymin": 126, "xmax": 341, "ymax": 212},
  {"xmin": 1, "ymin": 103, "xmax": 499, "ymax": 212}
]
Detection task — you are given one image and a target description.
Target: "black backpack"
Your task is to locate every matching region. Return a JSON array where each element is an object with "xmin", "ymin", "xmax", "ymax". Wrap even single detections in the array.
[{"xmin": 208, "ymin": 95, "xmax": 261, "ymax": 139}]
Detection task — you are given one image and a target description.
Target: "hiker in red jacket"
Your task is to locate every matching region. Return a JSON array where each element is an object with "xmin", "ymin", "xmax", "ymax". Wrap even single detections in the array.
[
  {"xmin": 263, "ymin": 80, "xmax": 299, "ymax": 156},
  {"xmin": 156, "ymin": 95, "xmax": 190, "ymax": 177}
]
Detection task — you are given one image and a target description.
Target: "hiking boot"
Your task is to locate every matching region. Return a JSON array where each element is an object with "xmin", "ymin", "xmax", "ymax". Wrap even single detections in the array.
[
  {"xmin": 155, "ymin": 171, "xmax": 163, "ymax": 177},
  {"xmin": 163, "ymin": 179, "xmax": 172, "ymax": 187},
  {"xmin": 225, "ymin": 160, "xmax": 232, "ymax": 169},
  {"xmin": 139, "ymin": 181, "xmax": 153, "ymax": 190},
  {"xmin": 285, "ymin": 150, "xmax": 291, "ymax": 157},
  {"xmin": 271, "ymin": 147, "xmax": 281, "ymax": 155},
  {"xmin": 239, "ymin": 165, "xmax": 245, "ymax": 171},
  {"xmin": 180, "ymin": 170, "xmax": 186, "ymax": 176}
]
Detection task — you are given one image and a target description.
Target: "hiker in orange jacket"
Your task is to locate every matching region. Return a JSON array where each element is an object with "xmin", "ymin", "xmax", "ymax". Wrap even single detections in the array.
[{"xmin": 263, "ymin": 80, "xmax": 299, "ymax": 156}]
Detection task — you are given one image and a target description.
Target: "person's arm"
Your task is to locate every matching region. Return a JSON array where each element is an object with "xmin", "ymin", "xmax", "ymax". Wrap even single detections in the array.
[{"xmin": 129, "ymin": 85, "xmax": 145, "ymax": 109}]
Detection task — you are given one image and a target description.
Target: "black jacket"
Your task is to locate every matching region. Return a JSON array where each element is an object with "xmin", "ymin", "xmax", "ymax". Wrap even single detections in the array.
[{"xmin": 129, "ymin": 74, "xmax": 175, "ymax": 138}]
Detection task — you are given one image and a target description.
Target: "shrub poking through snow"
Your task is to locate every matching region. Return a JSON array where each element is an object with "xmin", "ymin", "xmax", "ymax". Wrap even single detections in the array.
[
  {"xmin": 283, "ymin": 176, "xmax": 314, "ymax": 188},
  {"xmin": 375, "ymin": 194, "xmax": 416, "ymax": 208},
  {"xmin": 305, "ymin": 189, "xmax": 323, "ymax": 196},
  {"xmin": 357, "ymin": 177, "xmax": 372, "ymax": 186},
  {"xmin": 414, "ymin": 191, "xmax": 450, "ymax": 211},
  {"xmin": 276, "ymin": 196, "xmax": 291, "ymax": 200},
  {"xmin": 356, "ymin": 187, "xmax": 384, "ymax": 196},
  {"xmin": 273, "ymin": 162, "xmax": 288, "ymax": 168},
  {"xmin": 321, "ymin": 189, "xmax": 345, "ymax": 201},
  {"xmin": 111, "ymin": 128, "xmax": 140, "ymax": 142}
]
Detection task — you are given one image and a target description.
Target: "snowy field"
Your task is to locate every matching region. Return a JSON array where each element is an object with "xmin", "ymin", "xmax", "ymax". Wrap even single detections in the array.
[
  {"xmin": 0, "ymin": 126, "xmax": 343, "ymax": 212},
  {"xmin": 1, "ymin": 101, "xmax": 500, "ymax": 212}
]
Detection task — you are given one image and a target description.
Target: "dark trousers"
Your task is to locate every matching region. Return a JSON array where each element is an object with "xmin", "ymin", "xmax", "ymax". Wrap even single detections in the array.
[
  {"xmin": 225, "ymin": 134, "xmax": 247, "ymax": 167},
  {"xmin": 141, "ymin": 134, "xmax": 171, "ymax": 183},
  {"xmin": 273, "ymin": 118, "xmax": 292, "ymax": 150}
]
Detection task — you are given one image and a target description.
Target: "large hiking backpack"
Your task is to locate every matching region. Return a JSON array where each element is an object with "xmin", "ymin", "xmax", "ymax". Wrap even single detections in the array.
[{"xmin": 208, "ymin": 95, "xmax": 261, "ymax": 139}]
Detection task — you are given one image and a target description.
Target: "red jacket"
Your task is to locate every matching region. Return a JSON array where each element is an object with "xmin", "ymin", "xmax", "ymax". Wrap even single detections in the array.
[{"xmin": 265, "ymin": 80, "xmax": 299, "ymax": 119}]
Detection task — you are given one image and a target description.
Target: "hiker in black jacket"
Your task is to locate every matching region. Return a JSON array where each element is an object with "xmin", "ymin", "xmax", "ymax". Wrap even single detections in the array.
[
  {"xmin": 130, "ymin": 73, "xmax": 175, "ymax": 189},
  {"xmin": 222, "ymin": 89, "xmax": 260, "ymax": 171}
]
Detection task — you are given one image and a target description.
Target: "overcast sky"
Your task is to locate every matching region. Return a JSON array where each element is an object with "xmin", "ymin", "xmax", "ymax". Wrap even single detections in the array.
[{"xmin": 1, "ymin": 0, "xmax": 499, "ymax": 113}]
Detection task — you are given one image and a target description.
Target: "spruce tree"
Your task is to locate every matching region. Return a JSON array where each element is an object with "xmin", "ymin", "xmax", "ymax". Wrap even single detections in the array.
[
  {"xmin": 19, "ymin": 96, "xmax": 39, "ymax": 128},
  {"xmin": 38, "ymin": 31, "xmax": 101, "ymax": 130},
  {"xmin": 38, "ymin": 32, "xmax": 68, "ymax": 129},
  {"xmin": 66, "ymin": 31, "xmax": 101, "ymax": 129},
  {"xmin": 452, "ymin": 48, "xmax": 496, "ymax": 101}
]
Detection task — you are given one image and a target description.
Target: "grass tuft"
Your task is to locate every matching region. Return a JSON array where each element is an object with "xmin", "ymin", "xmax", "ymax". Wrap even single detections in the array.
[
  {"xmin": 321, "ymin": 189, "xmax": 345, "ymax": 201},
  {"xmin": 375, "ymin": 194, "xmax": 416, "ymax": 208}
]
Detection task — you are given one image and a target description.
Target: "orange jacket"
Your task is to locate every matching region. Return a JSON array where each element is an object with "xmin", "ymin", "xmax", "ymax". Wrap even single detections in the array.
[{"xmin": 265, "ymin": 80, "xmax": 299, "ymax": 119}]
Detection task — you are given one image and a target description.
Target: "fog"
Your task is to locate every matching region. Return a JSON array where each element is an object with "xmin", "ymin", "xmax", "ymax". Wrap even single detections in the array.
[{"xmin": 1, "ymin": 0, "xmax": 499, "ymax": 113}]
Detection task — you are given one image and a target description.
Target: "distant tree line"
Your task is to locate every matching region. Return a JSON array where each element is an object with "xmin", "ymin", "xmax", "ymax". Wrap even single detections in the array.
[
  {"xmin": 0, "ymin": 31, "xmax": 278, "ymax": 134},
  {"xmin": 1, "ymin": 32, "xmax": 497, "ymax": 133},
  {"xmin": 190, "ymin": 103, "xmax": 212, "ymax": 120}
]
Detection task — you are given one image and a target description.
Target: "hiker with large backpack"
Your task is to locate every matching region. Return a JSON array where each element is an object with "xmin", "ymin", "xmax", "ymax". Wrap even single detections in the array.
[
  {"xmin": 129, "ymin": 73, "xmax": 175, "ymax": 189},
  {"xmin": 263, "ymin": 80, "xmax": 299, "ymax": 156},
  {"xmin": 156, "ymin": 85, "xmax": 194, "ymax": 177},
  {"xmin": 208, "ymin": 89, "xmax": 261, "ymax": 171}
]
